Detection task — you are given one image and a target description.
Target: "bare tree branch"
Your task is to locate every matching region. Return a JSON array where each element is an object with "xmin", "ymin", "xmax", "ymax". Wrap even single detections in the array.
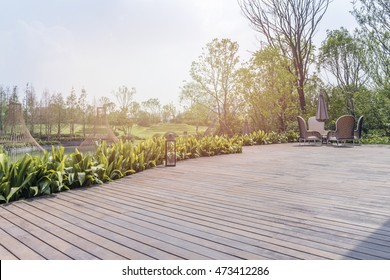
[{"xmin": 238, "ymin": 0, "xmax": 332, "ymax": 112}]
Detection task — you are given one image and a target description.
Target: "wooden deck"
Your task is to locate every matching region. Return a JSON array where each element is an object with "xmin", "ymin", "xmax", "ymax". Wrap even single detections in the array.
[{"xmin": 1, "ymin": 143, "xmax": 390, "ymax": 260}]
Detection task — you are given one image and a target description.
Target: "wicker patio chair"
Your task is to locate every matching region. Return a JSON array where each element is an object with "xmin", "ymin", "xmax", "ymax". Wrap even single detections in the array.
[
  {"xmin": 297, "ymin": 116, "xmax": 322, "ymax": 145},
  {"xmin": 354, "ymin": 115, "xmax": 364, "ymax": 143},
  {"xmin": 327, "ymin": 115, "xmax": 355, "ymax": 146}
]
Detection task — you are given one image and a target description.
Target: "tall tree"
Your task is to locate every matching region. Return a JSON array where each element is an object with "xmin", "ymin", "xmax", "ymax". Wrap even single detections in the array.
[
  {"xmin": 161, "ymin": 103, "xmax": 176, "ymax": 123},
  {"xmin": 112, "ymin": 86, "xmax": 136, "ymax": 136},
  {"xmin": 10, "ymin": 86, "xmax": 19, "ymax": 102},
  {"xmin": 129, "ymin": 101, "xmax": 141, "ymax": 123},
  {"xmin": 0, "ymin": 86, "xmax": 7, "ymax": 132},
  {"xmin": 41, "ymin": 89, "xmax": 51, "ymax": 139},
  {"xmin": 352, "ymin": 0, "xmax": 390, "ymax": 89},
  {"xmin": 180, "ymin": 81, "xmax": 207, "ymax": 132},
  {"xmin": 37, "ymin": 99, "xmax": 44, "ymax": 137},
  {"xmin": 115, "ymin": 86, "xmax": 136, "ymax": 113},
  {"xmin": 190, "ymin": 38, "xmax": 243, "ymax": 135},
  {"xmin": 142, "ymin": 98, "xmax": 161, "ymax": 124},
  {"xmin": 318, "ymin": 28, "xmax": 368, "ymax": 115},
  {"xmin": 99, "ymin": 96, "xmax": 116, "ymax": 114},
  {"xmin": 77, "ymin": 88, "xmax": 88, "ymax": 137},
  {"xmin": 236, "ymin": 47, "xmax": 298, "ymax": 132},
  {"xmin": 66, "ymin": 87, "xmax": 78, "ymax": 137},
  {"xmin": 24, "ymin": 83, "xmax": 38, "ymax": 133},
  {"xmin": 179, "ymin": 81, "xmax": 202, "ymax": 109},
  {"xmin": 238, "ymin": 0, "xmax": 331, "ymax": 112},
  {"xmin": 50, "ymin": 92, "xmax": 65, "ymax": 139}
]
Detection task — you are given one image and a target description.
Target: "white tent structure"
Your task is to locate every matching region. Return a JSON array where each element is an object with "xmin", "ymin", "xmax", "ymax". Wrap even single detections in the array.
[
  {"xmin": 78, "ymin": 106, "xmax": 119, "ymax": 148},
  {"xmin": 1, "ymin": 101, "xmax": 44, "ymax": 154}
]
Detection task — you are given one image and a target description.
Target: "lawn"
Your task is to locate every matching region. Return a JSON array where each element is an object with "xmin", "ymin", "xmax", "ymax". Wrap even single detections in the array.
[
  {"xmin": 29, "ymin": 123, "xmax": 207, "ymax": 141},
  {"xmin": 128, "ymin": 123, "xmax": 207, "ymax": 139}
]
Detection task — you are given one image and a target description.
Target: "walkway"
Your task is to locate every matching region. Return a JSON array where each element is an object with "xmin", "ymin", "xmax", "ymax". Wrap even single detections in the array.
[{"xmin": 1, "ymin": 143, "xmax": 390, "ymax": 259}]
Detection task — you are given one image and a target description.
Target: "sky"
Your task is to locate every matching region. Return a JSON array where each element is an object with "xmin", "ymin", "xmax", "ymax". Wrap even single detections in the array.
[{"xmin": 0, "ymin": 0, "xmax": 358, "ymax": 107}]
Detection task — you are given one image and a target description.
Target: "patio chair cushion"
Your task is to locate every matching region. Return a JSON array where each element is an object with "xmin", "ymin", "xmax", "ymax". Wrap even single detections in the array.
[
  {"xmin": 308, "ymin": 116, "xmax": 328, "ymax": 136},
  {"xmin": 297, "ymin": 116, "xmax": 322, "ymax": 144}
]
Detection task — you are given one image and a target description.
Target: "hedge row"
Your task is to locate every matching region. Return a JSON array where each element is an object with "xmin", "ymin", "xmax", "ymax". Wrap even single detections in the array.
[
  {"xmin": 0, "ymin": 135, "xmax": 242, "ymax": 204},
  {"xmin": 0, "ymin": 130, "xmax": 299, "ymax": 204}
]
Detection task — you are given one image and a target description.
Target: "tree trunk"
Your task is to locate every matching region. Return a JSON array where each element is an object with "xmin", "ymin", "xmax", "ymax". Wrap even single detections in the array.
[
  {"xmin": 57, "ymin": 110, "xmax": 61, "ymax": 140},
  {"xmin": 297, "ymin": 85, "xmax": 306, "ymax": 112}
]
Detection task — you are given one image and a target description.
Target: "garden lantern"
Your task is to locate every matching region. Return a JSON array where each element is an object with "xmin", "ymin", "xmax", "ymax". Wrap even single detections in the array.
[{"xmin": 164, "ymin": 132, "xmax": 177, "ymax": 167}]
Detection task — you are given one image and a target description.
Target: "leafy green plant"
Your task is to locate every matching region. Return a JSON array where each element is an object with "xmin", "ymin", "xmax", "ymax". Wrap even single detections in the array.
[
  {"xmin": 284, "ymin": 131, "xmax": 299, "ymax": 143},
  {"xmin": 237, "ymin": 130, "xmax": 298, "ymax": 146},
  {"xmin": 360, "ymin": 131, "xmax": 390, "ymax": 144},
  {"xmin": 251, "ymin": 130, "xmax": 270, "ymax": 145},
  {"xmin": 0, "ymin": 154, "xmax": 28, "ymax": 203},
  {"xmin": 95, "ymin": 140, "xmax": 133, "ymax": 180},
  {"xmin": 0, "ymin": 133, "xmax": 243, "ymax": 204},
  {"xmin": 241, "ymin": 134, "xmax": 255, "ymax": 146},
  {"xmin": 45, "ymin": 146, "xmax": 69, "ymax": 193},
  {"xmin": 65, "ymin": 149, "xmax": 104, "ymax": 188},
  {"xmin": 198, "ymin": 135, "xmax": 242, "ymax": 156},
  {"xmin": 0, "ymin": 153, "xmax": 50, "ymax": 203}
]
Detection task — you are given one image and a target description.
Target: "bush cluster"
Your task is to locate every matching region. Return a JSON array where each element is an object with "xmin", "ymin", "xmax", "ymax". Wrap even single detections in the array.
[
  {"xmin": 239, "ymin": 130, "xmax": 299, "ymax": 146},
  {"xmin": 0, "ymin": 134, "xmax": 242, "ymax": 204},
  {"xmin": 0, "ymin": 130, "xmax": 301, "ymax": 204},
  {"xmin": 360, "ymin": 130, "xmax": 390, "ymax": 144}
]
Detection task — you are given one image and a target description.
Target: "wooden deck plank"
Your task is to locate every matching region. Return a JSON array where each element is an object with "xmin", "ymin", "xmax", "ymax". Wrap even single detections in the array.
[
  {"xmin": 80, "ymin": 177, "xmax": 390, "ymax": 258},
  {"xmin": 1, "ymin": 213, "xmax": 71, "ymax": 259},
  {"xmin": 60, "ymin": 186, "xmax": 343, "ymax": 259},
  {"xmin": 88, "ymin": 183, "xmax": 390, "ymax": 259},
  {"xmin": 11, "ymin": 202, "xmax": 148, "ymax": 260},
  {"xmin": 52, "ymin": 194, "xmax": 263, "ymax": 260},
  {"xmin": 1, "ymin": 144, "xmax": 390, "ymax": 259},
  {"xmin": 0, "ymin": 227, "xmax": 45, "ymax": 260},
  {"xmin": 0, "ymin": 239, "xmax": 18, "ymax": 260},
  {"xmin": 124, "ymin": 187, "xmax": 390, "ymax": 249},
  {"xmin": 2, "ymin": 204, "xmax": 100, "ymax": 260},
  {"xmin": 15, "ymin": 201, "xmax": 178, "ymax": 260},
  {"xmin": 58, "ymin": 192, "xmax": 282, "ymax": 260},
  {"xmin": 104, "ymin": 179, "xmax": 387, "ymax": 233},
  {"xmin": 108, "ymin": 181, "xmax": 390, "ymax": 245},
  {"xmin": 33, "ymin": 197, "xmax": 213, "ymax": 260}
]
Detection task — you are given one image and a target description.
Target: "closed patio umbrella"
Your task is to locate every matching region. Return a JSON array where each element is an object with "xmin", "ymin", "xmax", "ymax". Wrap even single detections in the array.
[
  {"xmin": 316, "ymin": 90, "xmax": 329, "ymax": 122},
  {"xmin": 242, "ymin": 115, "xmax": 250, "ymax": 135}
]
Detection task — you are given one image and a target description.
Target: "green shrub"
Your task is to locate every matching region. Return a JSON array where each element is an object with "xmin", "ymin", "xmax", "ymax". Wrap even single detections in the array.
[
  {"xmin": 176, "ymin": 135, "xmax": 200, "ymax": 160},
  {"xmin": 0, "ymin": 133, "xmax": 245, "ymax": 204},
  {"xmin": 360, "ymin": 131, "xmax": 390, "ymax": 144},
  {"xmin": 5, "ymin": 126, "xmax": 388, "ymax": 204},
  {"xmin": 239, "ymin": 130, "xmax": 298, "ymax": 146}
]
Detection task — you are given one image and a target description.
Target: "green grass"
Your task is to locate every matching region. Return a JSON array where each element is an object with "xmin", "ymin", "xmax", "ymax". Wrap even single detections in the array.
[
  {"xmin": 130, "ymin": 123, "xmax": 207, "ymax": 139},
  {"xmin": 26, "ymin": 122, "xmax": 208, "ymax": 141}
]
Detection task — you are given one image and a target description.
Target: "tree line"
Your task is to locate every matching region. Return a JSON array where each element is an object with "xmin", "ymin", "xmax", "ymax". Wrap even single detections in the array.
[
  {"xmin": 1, "ymin": 0, "xmax": 389, "ymax": 142},
  {"xmin": 180, "ymin": 0, "xmax": 390, "ymax": 137},
  {"xmin": 0, "ymin": 84, "xmax": 178, "ymax": 141}
]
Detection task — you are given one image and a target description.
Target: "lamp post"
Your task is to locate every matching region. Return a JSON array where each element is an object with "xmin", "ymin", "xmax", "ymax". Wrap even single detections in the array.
[{"xmin": 164, "ymin": 132, "xmax": 176, "ymax": 167}]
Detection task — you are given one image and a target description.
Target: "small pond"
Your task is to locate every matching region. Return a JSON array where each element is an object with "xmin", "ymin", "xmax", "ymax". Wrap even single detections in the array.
[{"xmin": 5, "ymin": 145, "xmax": 96, "ymax": 162}]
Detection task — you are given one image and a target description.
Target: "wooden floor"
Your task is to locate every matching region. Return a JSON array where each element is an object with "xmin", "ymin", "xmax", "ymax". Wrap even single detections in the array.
[{"xmin": 1, "ymin": 143, "xmax": 390, "ymax": 260}]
